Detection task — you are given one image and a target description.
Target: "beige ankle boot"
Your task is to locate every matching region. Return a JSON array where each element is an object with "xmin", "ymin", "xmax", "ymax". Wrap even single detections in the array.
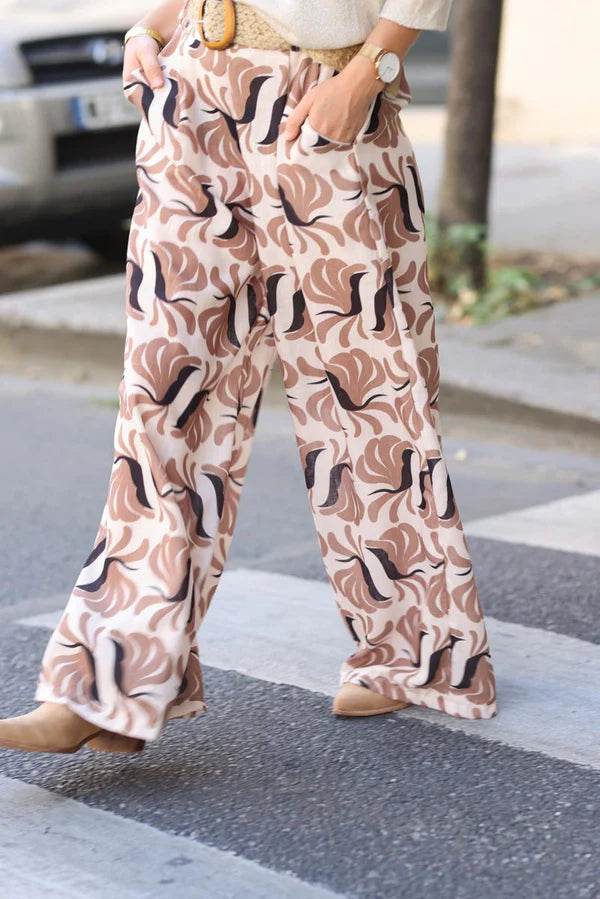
[
  {"xmin": 332, "ymin": 683, "xmax": 411, "ymax": 717},
  {"xmin": 0, "ymin": 702, "xmax": 144, "ymax": 754}
]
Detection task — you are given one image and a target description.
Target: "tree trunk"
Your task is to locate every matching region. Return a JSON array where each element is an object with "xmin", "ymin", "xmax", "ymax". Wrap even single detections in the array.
[{"xmin": 437, "ymin": 0, "xmax": 504, "ymax": 289}]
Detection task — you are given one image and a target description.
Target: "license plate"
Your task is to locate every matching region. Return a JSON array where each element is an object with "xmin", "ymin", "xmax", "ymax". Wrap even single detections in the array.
[{"xmin": 70, "ymin": 91, "xmax": 140, "ymax": 131}]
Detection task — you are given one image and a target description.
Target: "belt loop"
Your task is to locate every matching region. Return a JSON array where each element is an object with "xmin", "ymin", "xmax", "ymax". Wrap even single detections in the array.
[{"xmin": 199, "ymin": 0, "xmax": 237, "ymax": 50}]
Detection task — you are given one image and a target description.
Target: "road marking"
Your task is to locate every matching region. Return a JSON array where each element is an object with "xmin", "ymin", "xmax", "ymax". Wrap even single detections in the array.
[
  {"xmin": 21, "ymin": 568, "xmax": 600, "ymax": 771},
  {"xmin": 0, "ymin": 774, "xmax": 342, "ymax": 899},
  {"xmin": 465, "ymin": 489, "xmax": 600, "ymax": 557}
]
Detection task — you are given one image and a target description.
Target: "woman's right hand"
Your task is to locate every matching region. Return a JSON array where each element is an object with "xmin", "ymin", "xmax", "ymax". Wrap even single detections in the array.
[{"xmin": 123, "ymin": 35, "xmax": 164, "ymax": 89}]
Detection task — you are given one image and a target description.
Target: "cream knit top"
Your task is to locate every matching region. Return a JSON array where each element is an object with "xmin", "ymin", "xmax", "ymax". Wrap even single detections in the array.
[{"xmin": 229, "ymin": 0, "xmax": 453, "ymax": 49}]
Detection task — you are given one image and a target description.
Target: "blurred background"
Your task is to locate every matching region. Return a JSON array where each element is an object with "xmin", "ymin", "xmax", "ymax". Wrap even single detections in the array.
[
  {"xmin": 0, "ymin": 0, "xmax": 149, "ymax": 287},
  {"xmin": 0, "ymin": 3, "xmax": 599, "ymax": 898},
  {"xmin": 0, "ymin": 0, "xmax": 597, "ymax": 385},
  {"xmin": 0, "ymin": 0, "xmax": 597, "ymax": 302}
]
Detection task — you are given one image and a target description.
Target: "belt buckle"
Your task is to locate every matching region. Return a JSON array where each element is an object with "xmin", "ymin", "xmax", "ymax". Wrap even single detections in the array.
[{"xmin": 199, "ymin": 0, "xmax": 236, "ymax": 49}]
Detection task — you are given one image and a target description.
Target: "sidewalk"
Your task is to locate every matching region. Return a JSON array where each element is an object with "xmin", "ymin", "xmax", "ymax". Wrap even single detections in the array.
[
  {"xmin": 404, "ymin": 111, "xmax": 600, "ymax": 258},
  {"xmin": 436, "ymin": 293, "xmax": 600, "ymax": 426},
  {"xmin": 1, "ymin": 274, "xmax": 598, "ymax": 429}
]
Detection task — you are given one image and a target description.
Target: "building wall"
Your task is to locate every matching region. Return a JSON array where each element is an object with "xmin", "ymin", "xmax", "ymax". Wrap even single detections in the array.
[{"xmin": 495, "ymin": 0, "xmax": 599, "ymax": 143}]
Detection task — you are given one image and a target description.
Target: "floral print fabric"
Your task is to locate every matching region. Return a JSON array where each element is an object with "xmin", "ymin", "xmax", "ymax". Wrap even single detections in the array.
[{"xmin": 35, "ymin": 16, "xmax": 497, "ymax": 741}]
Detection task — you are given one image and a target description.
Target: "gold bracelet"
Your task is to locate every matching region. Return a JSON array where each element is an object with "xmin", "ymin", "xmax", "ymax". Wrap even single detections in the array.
[{"xmin": 123, "ymin": 26, "xmax": 166, "ymax": 51}]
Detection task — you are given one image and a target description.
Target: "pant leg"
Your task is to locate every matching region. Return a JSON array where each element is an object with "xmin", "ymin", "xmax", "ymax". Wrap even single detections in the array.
[
  {"xmin": 35, "ymin": 19, "xmax": 277, "ymax": 742},
  {"xmin": 267, "ymin": 55, "xmax": 497, "ymax": 719}
]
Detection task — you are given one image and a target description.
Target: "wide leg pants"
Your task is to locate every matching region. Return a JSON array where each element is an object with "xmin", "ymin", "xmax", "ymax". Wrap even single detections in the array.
[{"xmin": 36, "ymin": 12, "xmax": 497, "ymax": 741}]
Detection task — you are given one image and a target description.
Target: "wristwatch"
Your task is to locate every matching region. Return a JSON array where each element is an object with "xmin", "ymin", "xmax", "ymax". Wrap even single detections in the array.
[{"xmin": 358, "ymin": 42, "xmax": 402, "ymax": 93}]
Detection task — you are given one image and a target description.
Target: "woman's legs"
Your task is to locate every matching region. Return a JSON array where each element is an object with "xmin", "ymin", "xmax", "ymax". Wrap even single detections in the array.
[
  {"xmin": 35, "ymin": 22, "xmax": 278, "ymax": 742},
  {"xmin": 34, "ymin": 23, "xmax": 497, "ymax": 743},
  {"xmin": 266, "ymin": 54, "xmax": 497, "ymax": 718}
]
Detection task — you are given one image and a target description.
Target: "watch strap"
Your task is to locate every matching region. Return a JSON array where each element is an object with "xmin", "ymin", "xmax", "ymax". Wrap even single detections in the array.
[
  {"xmin": 358, "ymin": 41, "xmax": 383, "ymax": 64},
  {"xmin": 358, "ymin": 41, "xmax": 402, "ymax": 96}
]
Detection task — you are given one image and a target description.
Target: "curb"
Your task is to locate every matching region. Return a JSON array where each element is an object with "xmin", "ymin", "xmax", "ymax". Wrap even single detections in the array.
[
  {"xmin": 2, "ymin": 316, "xmax": 600, "ymax": 442},
  {"xmin": 0, "ymin": 321, "xmax": 126, "ymax": 373},
  {"xmin": 440, "ymin": 383, "xmax": 600, "ymax": 443}
]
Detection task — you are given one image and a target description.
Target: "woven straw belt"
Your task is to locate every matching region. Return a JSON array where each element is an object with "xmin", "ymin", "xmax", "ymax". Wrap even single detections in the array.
[{"xmin": 190, "ymin": 0, "xmax": 398, "ymax": 89}]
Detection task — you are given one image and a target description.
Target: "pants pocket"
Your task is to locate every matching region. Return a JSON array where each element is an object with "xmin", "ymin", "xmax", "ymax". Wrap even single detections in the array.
[
  {"xmin": 123, "ymin": 64, "xmax": 149, "ymax": 108},
  {"xmin": 301, "ymin": 89, "xmax": 383, "ymax": 148}
]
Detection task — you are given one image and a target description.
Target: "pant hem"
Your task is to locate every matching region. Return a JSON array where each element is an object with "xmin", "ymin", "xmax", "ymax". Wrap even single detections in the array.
[
  {"xmin": 34, "ymin": 685, "xmax": 207, "ymax": 743},
  {"xmin": 340, "ymin": 672, "xmax": 498, "ymax": 720}
]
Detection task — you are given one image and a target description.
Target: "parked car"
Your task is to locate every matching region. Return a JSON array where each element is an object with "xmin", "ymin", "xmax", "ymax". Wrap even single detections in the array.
[
  {"xmin": 0, "ymin": 0, "xmax": 149, "ymax": 249},
  {"xmin": 0, "ymin": 1, "xmax": 449, "ymax": 252}
]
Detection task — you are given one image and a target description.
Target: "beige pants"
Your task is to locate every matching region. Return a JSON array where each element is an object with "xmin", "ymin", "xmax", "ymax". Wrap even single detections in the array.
[{"xmin": 35, "ymin": 15, "xmax": 497, "ymax": 741}]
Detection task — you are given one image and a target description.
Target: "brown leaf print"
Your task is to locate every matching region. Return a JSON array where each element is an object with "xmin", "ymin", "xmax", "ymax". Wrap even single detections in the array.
[
  {"xmin": 138, "ymin": 242, "xmax": 203, "ymax": 338},
  {"xmin": 302, "ymin": 258, "xmax": 373, "ymax": 347},
  {"xmin": 109, "ymin": 631, "xmax": 174, "ymax": 697},
  {"xmin": 74, "ymin": 524, "xmax": 148, "ymax": 618},
  {"xmin": 165, "ymin": 642, "xmax": 205, "ymax": 717},
  {"xmin": 368, "ymin": 150, "xmax": 424, "ymax": 248},
  {"xmin": 356, "ymin": 434, "xmax": 418, "ymax": 523},
  {"xmin": 325, "ymin": 349, "xmax": 396, "ymax": 437},
  {"xmin": 369, "ymin": 522, "xmax": 429, "ymax": 585},
  {"xmin": 360, "ymin": 91, "xmax": 406, "ymax": 150},
  {"xmin": 455, "ymin": 654, "xmax": 496, "ymax": 707},
  {"xmin": 40, "ymin": 612, "xmax": 101, "ymax": 708},
  {"xmin": 299, "ymin": 439, "xmax": 364, "ymax": 524},
  {"xmin": 127, "ymin": 338, "xmax": 219, "ymax": 452},
  {"xmin": 395, "ymin": 604, "xmax": 425, "ymax": 666},
  {"xmin": 276, "ymin": 163, "xmax": 344, "ymax": 256},
  {"xmin": 37, "ymin": 34, "xmax": 496, "ymax": 740},
  {"xmin": 327, "ymin": 525, "xmax": 395, "ymax": 611},
  {"xmin": 107, "ymin": 446, "xmax": 155, "ymax": 526},
  {"xmin": 390, "ymin": 369, "xmax": 426, "ymax": 442},
  {"xmin": 131, "ymin": 145, "xmax": 170, "ymax": 226}
]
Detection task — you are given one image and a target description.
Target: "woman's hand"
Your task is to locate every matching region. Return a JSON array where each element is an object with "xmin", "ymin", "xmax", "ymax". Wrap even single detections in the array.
[
  {"xmin": 283, "ymin": 54, "xmax": 382, "ymax": 144},
  {"xmin": 123, "ymin": 34, "xmax": 165, "ymax": 90},
  {"xmin": 123, "ymin": 0, "xmax": 184, "ymax": 88}
]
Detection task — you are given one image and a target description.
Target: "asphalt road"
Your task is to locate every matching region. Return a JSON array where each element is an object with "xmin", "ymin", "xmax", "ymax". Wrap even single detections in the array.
[{"xmin": 1, "ymin": 367, "xmax": 599, "ymax": 898}]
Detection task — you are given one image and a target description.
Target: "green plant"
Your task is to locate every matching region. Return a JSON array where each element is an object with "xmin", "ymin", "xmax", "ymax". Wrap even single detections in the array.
[
  {"xmin": 426, "ymin": 216, "xmax": 487, "ymax": 293},
  {"xmin": 426, "ymin": 215, "xmax": 542, "ymax": 324},
  {"xmin": 458, "ymin": 266, "xmax": 541, "ymax": 324}
]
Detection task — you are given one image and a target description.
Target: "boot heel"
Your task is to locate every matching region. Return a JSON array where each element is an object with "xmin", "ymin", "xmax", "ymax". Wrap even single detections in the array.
[{"xmin": 87, "ymin": 730, "xmax": 145, "ymax": 754}]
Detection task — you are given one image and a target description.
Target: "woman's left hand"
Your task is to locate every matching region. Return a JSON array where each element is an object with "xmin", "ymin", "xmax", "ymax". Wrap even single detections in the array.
[{"xmin": 283, "ymin": 55, "xmax": 382, "ymax": 144}]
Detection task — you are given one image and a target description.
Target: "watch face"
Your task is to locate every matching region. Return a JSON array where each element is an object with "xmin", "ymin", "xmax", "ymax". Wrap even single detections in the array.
[{"xmin": 377, "ymin": 51, "xmax": 401, "ymax": 83}]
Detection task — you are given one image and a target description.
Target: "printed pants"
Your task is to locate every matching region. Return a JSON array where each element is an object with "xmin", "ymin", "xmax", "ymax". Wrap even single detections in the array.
[{"xmin": 36, "ymin": 14, "xmax": 497, "ymax": 741}]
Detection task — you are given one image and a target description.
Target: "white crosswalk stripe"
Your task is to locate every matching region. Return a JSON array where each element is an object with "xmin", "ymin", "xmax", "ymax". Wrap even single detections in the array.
[
  {"xmin": 0, "ymin": 774, "xmax": 342, "ymax": 899},
  {"xmin": 465, "ymin": 489, "xmax": 600, "ymax": 557},
  {"xmin": 21, "ymin": 566, "xmax": 600, "ymax": 771}
]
